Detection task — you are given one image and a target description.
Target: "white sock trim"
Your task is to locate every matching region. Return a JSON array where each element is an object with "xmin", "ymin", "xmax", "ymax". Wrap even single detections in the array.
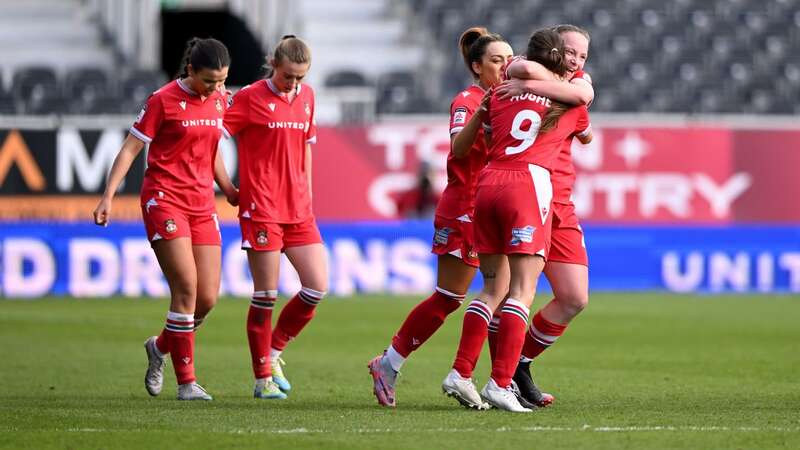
[
  {"xmin": 300, "ymin": 287, "xmax": 326, "ymax": 299},
  {"xmin": 435, "ymin": 286, "xmax": 466, "ymax": 299},
  {"xmin": 385, "ymin": 345, "xmax": 406, "ymax": 372},
  {"xmin": 166, "ymin": 311, "xmax": 194, "ymax": 322},
  {"xmin": 269, "ymin": 348, "xmax": 282, "ymax": 359},
  {"xmin": 504, "ymin": 298, "xmax": 530, "ymax": 315},
  {"xmin": 253, "ymin": 290, "xmax": 278, "ymax": 299},
  {"xmin": 465, "ymin": 300, "xmax": 493, "ymax": 325}
]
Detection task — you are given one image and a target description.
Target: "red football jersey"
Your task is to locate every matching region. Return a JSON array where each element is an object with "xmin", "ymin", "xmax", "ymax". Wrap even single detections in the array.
[
  {"xmin": 131, "ymin": 79, "xmax": 226, "ymax": 215},
  {"xmin": 435, "ymin": 85, "xmax": 489, "ymax": 220},
  {"xmin": 552, "ymin": 70, "xmax": 593, "ymax": 204},
  {"xmin": 223, "ymin": 79, "xmax": 317, "ymax": 223},
  {"xmin": 486, "ymin": 91, "xmax": 590, "ymax": 170}
]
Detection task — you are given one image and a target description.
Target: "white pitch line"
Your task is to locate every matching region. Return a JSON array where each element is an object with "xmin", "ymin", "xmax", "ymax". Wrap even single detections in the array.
[{"xmin": 61, "ymin": 425, "xmax": 800, "ymax": 434}]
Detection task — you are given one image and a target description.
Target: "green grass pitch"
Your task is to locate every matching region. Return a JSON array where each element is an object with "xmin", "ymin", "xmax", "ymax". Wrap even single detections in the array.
[{"xmin": 1, "ymin": 294, "xmax": 798, "ymax": 449}]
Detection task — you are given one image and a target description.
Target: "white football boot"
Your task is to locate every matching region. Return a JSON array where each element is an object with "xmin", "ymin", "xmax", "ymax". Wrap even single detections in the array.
[
  {"xmin": 442, "ymin": 369, "xmax": 490, "ymax": 410},
  {"xmin": 480, "ymin": 378, "xmax": 532, "ymax": 413},
  {"xmin": 143, "ymin": 336, "xmax": 165, "ymax": 396},
  {"xmin": 177, "ymin": 382, "xmax": 213, "ymax": 401}
]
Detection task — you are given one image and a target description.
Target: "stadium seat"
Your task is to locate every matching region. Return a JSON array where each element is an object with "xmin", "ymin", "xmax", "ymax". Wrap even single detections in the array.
[
  {"xmin": 376, "ymin": 70, "xmax": 416, "ymax": 114},
  {"xmin": 12, "ymin": 66, "xmax": 57, "ymax": 100},
  {"xmin": 11, "ymin": 66, "xmax": 61, "ymax": 114},
  {"xmin": 64, "ymin": 67, "xmax": 111, "ymax": 114},
  {"xmin": 325, "ymin": 70, "xmax": 370, "ymax": 87},
  {"xmin": 25, "ymin": 96, "xmax": 69, "ymax": 115},
  {"xmin": 122, "ymin": 70, "xmax": 166, "ymax": 105}
]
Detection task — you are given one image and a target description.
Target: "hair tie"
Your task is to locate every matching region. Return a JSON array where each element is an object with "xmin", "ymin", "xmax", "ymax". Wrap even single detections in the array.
[{"xmin": 550, "ymin": 47, "xmax": 558, "ymax": 53}]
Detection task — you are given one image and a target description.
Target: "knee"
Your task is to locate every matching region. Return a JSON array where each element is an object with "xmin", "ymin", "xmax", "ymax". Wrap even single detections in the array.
[
  {"xmin": 558, "ymin": 291, "xmax": 589, "ymax": 316},
  {"xmin": 171, "ymin": 279, "xmax": 197, "ymax": 306},
  {"xmin": 194, "ymin": 291, "xmax": 218, "ymax": 318}
]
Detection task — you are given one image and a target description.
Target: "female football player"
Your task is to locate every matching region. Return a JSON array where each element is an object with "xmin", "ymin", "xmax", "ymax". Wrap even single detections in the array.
[
  {"xmin": 223, "ymin": 36, "xmax": 327, "ymax": 400},
  {"xmin": 94, "ymin": 37, "xmax": 236, "ymax": 400}
]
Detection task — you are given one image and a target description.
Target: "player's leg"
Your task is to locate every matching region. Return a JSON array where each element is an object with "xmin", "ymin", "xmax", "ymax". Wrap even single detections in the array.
[
  {"xmin": 443, "ymin": 253, "xmax": 508, "ymax": 410},
  {"xmin": 370, "ymin": 254, "xmax": 475, "ymax": 407},
  {"xmin": 270, "ymin": 241, "xmax": 328, "ymax": 391},
  {"xmin": 391, "ymin": 254, "xmax": 475, "ymax": 365},
  {"xmin": 151, "ymin": 237, "xmax": 211, "ymax": 400},
  {"xmin": 190, "ymin": 213, "xmax": 223, "ymax": 330},
  {"xmin": 246, "ymin": 248, "xmax": 286, "ymax": 399},
  {"xmin": 481, "ymin": 253, "xmax": 544, "ymax": 412},
  {"xmin": 192, "ymin": 245, "xmax": 220, "ymax": 330},
  {"xmin": 515, "ymin": 220, "xmax": 589, "ymax": 406}
]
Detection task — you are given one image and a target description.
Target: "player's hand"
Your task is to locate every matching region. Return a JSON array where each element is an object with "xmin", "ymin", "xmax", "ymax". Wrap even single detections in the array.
[
  {"xmin": 495, "ymin": 79, "xmax": 526, "ymax": 100},
  {"xmin": 93, "ymin": 197, "xmax": 111, "ymax": 227},
  {"xmin": 226, "ymin": 188, "xmax": 239, "ymax": 207}
]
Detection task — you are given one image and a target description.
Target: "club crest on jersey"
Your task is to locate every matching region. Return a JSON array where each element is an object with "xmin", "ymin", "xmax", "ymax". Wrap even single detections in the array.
[
  {"xmin": 165, "ymin": 219, "xmax": 177, "ymax": 234},
  {"xmin": 510, "ymin": 225, "xmax": 535, "ymax": 246},
  {"xmin": 433, "ymin": 227, "xmax": 452, "ymax": 245},
  {"xmin": 468, "ymin": 248, "xmax": 478, "ymax": 260},
  {"xmin": 215, "ymin": 98, "xmax": 223, "ymax": 112},
  {"xmin": 453, "ymin": 107, "xmax": 467, "ymax": 125},
  {"xmin": 179, "ymin": 100, "xmax": 187, "ymax": 110},
  {"xmin": 268, "ymin": 102, "xmax": 276, "ymax": 112},
  {"xmin": 304, "ymin": 101, "xmax": 311, "ymax": 116},
  {"xmin": 256, "ymin": 230, "xmax": 268, "ymax": 246}
]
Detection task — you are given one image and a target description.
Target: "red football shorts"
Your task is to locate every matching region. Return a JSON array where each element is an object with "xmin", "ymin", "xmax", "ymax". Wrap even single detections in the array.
[
  {"xmin": 549, "ymin": 202, "xmax": 588, "ymax": 266},
  {"xmin": 473, "ymin": 163, "xmax": 553, "ymax": 257},
  {"xmin": 141, "ymin": 202, "xmax": 221, "ymax": 246},
  {"xmin": 240, "ymin": 217, "xmax": 323, "ymax": 252},
  {"xmin": 431, "ymin": 215, "xmax": 480, "ymax": 268}
]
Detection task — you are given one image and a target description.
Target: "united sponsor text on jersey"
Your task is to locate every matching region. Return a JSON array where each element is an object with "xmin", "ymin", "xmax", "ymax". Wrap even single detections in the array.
[
  {"xmin": 267, "ymin": 121, "xmax": 310, "ymax": 131},
  {"xmin": 181, "ymin": 118, "xmax": 223, "ymax": 128}
]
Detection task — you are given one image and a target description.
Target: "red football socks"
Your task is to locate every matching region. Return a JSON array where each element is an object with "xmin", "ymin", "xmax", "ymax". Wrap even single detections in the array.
[
  {"xmin": 164, "ymin": 311, "xmax": 196, "ymax": 385},
  {"xmin": 391, "ymin": 287, "xmax": 465, "ymax": 357},
  {"xmin": 487, "ymin": 310, "xmax": 502, "ymax": 364},
  {"xmin": 490, "ymin": 299, "xmax": 530, "ymax": 388},
  {"xmin": 452, "ymin": 300, "xmax": 492, "ymax": 379},
  {"xmin": 272, "ymin": 287, "xmax": 325, "ymax": 352},
  {"xmin": 247, "ymin": 290, "xmax": 277, "ymax": 379},
  {"xmin": 521, "ymin": 309, "xmax": 568, "ymax": 360}
]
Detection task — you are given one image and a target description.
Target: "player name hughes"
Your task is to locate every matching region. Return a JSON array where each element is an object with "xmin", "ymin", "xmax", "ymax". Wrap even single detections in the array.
[{"xmin": 509, "ymin": 93, "xmax": 552, "ymax": 107}]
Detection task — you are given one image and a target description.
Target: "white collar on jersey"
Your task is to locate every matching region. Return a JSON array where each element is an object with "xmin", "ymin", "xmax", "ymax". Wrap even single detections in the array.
[
  {"xmin": 177, "ymin": 78, "xmax": 199, "ymax": 96},
  {"xmin": 471, "ymin": 83, "xmax": 487, "ymax": 93},
  {"xmin": 266, "ymin": 78, "xmax": 301, "ymax": 97}
]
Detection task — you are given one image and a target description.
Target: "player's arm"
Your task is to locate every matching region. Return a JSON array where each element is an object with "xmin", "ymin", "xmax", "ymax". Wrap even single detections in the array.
[
  {"xmin": 500, "ymin": 58, "xmax": 594, "ymax": 104},
  {"xmin": 497, "ymin": 77, "xmax": 593, "ymax": 105},
  {"xmin": 93, "ymin": 134, "xmax": 146, "ymax": 226},
  {"xmin": 574, "ymin": 108, "xmax": 593, "ymax": 144},
  {"xmin": 214, "ymin": 149, "xmax": 238, "ymax": 206},
  {"xmin": 452, "ymin": 89, "xmax": 491, "ymax": 159},
  {"xmin": 505, "ymin": 58, "xmax": 559, "ymax": 82}
]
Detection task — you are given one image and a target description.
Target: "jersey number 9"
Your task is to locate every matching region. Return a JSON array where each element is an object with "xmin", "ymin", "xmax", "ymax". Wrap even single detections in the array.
[{"xmin": 505, "ymin": 109, "xmax": 542, "ymax": 155}]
